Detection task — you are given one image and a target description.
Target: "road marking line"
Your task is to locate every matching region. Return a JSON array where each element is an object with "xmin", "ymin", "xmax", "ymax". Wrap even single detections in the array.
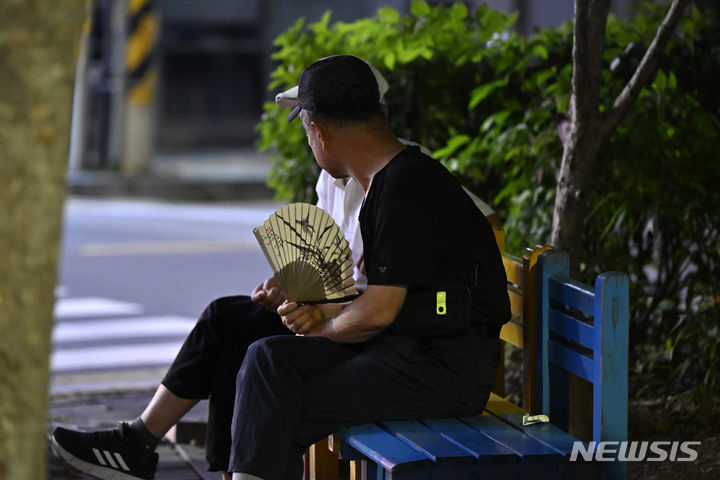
[{"xmin": 78, "ymin": 239, "xmax": 259, "ymax": 256}]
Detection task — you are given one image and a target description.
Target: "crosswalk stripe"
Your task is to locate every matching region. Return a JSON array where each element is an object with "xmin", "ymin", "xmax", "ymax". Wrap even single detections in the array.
[
  {"xmin": 54, "ymin": 297, "xmax": 143, "ymax": 319},
  {"xmin": 52, "ymin": 316, "xmax": 195, "ymax": 343},
  {"xmin": 51, "ymin": 341, "xmax": 188, "ymax": 372}
]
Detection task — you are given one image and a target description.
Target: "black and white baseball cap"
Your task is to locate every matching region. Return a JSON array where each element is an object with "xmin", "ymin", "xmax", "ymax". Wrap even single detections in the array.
[{"xmin": 275, "ymin": 55, "xmax": 390, "ymax": 122}]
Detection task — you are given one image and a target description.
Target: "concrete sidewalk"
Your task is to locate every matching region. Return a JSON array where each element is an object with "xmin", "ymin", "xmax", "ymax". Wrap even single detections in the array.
[
  {"xmin": 47, "ymin": 390, "xmax": 214, "ymax": 480},
  {"xmin": 67, "ymin": 148, "xmax": 276, "ymax": 201}
]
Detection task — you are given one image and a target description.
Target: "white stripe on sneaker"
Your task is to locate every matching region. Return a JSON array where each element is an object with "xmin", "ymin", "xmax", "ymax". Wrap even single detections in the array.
[
  {"xmin": 114, "ymin": 452, "xmax": 131, "ymax": 471},
  {"xmin": 103, "ymin": 450, "xmax": 119, "ymax": 468},
  {"xmin": 92, "ymin": 448, "xmax": 107, "ymax": 465}
]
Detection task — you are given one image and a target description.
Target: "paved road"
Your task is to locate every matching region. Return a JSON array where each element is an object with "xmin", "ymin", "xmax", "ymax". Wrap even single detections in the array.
[{"xmin": 51, "ymin": 197, "xmax": 281, "ymax": 394}]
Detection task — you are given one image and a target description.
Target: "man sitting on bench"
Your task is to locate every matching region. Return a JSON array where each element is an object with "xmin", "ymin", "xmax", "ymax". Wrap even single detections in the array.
[{"xmin": 227, "ymin": 54, "xmax": 511, "ymax": 480}]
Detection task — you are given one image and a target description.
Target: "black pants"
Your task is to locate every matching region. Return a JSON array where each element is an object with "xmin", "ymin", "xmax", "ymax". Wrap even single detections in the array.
[
  {"xmin": 228, "ymin": 333, "xmax": 501, "ymax": 480},
  {"xmin": 161, "ymin": 296, "xmax": 292, "ymax": 471}
]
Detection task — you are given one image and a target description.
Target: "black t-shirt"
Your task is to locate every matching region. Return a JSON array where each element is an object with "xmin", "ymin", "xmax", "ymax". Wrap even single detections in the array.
[{"xmin": 359, "ymin": 146, "xmax": 510, "ymax": 336}]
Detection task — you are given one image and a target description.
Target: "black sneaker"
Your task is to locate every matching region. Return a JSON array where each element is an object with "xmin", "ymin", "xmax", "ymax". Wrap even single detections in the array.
[{"xmin": 50, "ymin": 423, "xmax": 158, "ymax": 480}]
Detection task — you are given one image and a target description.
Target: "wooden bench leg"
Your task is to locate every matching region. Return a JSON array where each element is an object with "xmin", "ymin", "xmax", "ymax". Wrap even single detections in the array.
[
  {"xmin": 349, "ymin": 460, "xmax": 380, "ymax": 480},
  {"xmin": 349, "ymin": 460, "xmax": 362, "ymax": 480},
  {"xmin": 308, "ymin": 437, "xmax": 339, "ymax": 480}
]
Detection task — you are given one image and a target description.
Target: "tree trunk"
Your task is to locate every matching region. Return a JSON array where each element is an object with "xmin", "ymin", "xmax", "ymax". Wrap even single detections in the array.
[
  {"xmin": 551, "ymin": 120, "xmax": 611, "ymax": 264},
  {"xmin": 550, "ymin": 0, "xmax": 612, "ymax": 263},
  {"xmin": 0, "ymin": 1, "xmax": 85, "ymax": 479}
]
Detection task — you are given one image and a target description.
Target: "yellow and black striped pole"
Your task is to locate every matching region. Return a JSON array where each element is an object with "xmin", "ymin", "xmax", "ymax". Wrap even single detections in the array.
[
  {"xmin": 123, "ymin": 0, "xmax": 158, "ymax": 172},
  {"xmin": 126, "ymin": 0, "xmax": 157, "ymax": 105}
]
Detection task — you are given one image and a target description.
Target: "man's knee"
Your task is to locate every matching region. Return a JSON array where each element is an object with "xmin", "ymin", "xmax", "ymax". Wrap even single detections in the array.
[
  {"xmin": 197, "ymin": 295, "xmax": 258, "ymax": 335},
  {"xmin": 201, "ymin": 295, "xmax": 242, "ymax": 320},
  {"xmin": 238, "ymin": 336, "xmax": 304, "ymax": 385},
  {"xmin": 243, "ymin": 336, "xmax": 291, "ymax": 366}
]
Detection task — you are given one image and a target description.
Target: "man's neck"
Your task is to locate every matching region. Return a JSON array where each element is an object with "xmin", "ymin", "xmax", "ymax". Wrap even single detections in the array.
[{"xmin": 342, "ymin": 130, "xmax": 406, "ymax": 192}]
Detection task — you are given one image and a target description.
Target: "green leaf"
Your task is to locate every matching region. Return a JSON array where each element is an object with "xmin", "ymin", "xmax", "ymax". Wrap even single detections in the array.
[
  {"xmin": 532, "ymin": 68, "xmax": 556, "ymax": 87},
  {"xmin": 481, "ymin": 110, "xmax": 511, "ymax": 133},
  {"xmin": 532, "ymin": 44, "xmax": 549, "ymax": 60},
  {"xmin": 503, "ymin": 145, "xmax": 526, "ymax": 161},
  {"xmin": 653, "ymin": 69, "xmax": 667, "ymax": 90},
  {"xmin": 433, "ymin": 134, "xmax": 471, "ymax": 159},
  {"xmin": 599, "ymin": 205, "xmax": 626, "ymax": 240},
  {"xmin": 309, "ymin": 10, "xmax": 332, "ymax": 33},
  {"xmin": 384, "ymin": 51, "xmax": 396, "ymax": 70},
  {"xmin": 450, "ymin": 2, "xmax": 468, "ymax": 22},
  {"xmin": 377, "ymin": 7, "xmax": 399, "ymax": 24},
  {"xmin": 468, "ymin": 79, "xmax": 507, "ymax": 110},
  {"xmin": 410, "ymin": 0, "xmax": 431, "ymax": 18}
]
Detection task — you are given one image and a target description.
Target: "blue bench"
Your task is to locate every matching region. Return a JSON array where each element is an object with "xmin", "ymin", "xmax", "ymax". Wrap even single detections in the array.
[
  {"xmin": 330, "ymin": 249, "xmax": 629, "ymax": 480},
  {"xmin": 535, "ymin": 250, "xmax": 629, "ymax": 480}
]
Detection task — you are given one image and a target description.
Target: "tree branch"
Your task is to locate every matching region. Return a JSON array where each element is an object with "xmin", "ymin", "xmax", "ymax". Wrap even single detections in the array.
[{"xmin": 605, "ymin": 0, "xmax": 691, "ymax": 133}]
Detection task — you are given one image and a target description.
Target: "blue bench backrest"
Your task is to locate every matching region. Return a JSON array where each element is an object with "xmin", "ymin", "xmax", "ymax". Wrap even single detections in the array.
[{"xmin": 535, "ymin": 250, "xmax": 629, "ymax": 479}]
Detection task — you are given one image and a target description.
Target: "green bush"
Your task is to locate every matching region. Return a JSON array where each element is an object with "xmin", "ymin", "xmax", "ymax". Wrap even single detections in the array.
[{"xmin": 256, "ymin": 1, "xmax": 720, "ymax": 406}]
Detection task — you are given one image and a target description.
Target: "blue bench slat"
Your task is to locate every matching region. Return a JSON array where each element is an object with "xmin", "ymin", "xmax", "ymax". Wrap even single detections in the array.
[
  {"xmin": 460, "ymin": 415, "xmax": 562, "ymax": 458},
  {"xmin": 549, "ymin": 309, "xmax": 596, "ymax": 349},
  {"xmin": 549, "ymin": 340, "xmax": 594, "ymax": 381},
  {"xmin": 422, "ymin": 417, "xmax": 517, "ymax": 460},
  {"xmin": 494, "ymin": 414, "xmax": 585, "ymax": 456},
  {"xmin": 548, "ymin": 275, "xmax": 594, "ymax": 313},
  {"xmin": 337, "ymin": 423, "xmax": 431, "ymax": 471},
  {"xmin": 379, "ymin": 420, "xmax": 475, "ymax": 461}
]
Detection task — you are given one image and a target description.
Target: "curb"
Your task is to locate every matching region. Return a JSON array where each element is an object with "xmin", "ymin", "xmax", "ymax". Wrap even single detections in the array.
[{"xmin": 67, "ymin": 171, "xmax": 275, "ymax": 202}]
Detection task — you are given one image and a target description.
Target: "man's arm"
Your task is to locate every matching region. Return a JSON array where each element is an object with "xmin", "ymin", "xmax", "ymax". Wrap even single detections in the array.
[{"xmin": 277, "ymin": 284, "xmax": 407, "ymax": 343}]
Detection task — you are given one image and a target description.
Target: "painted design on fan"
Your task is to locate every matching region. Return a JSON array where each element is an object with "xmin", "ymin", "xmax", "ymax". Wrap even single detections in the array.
[
  {"xmin": 266, "ymin": 231, "xmax": 283, "ymax": 247},
  {"xmin": 253, "ymin": 203, "xmax": 358, "ymax": 302},
  {"xmin": 295, "ymin": 212, "xmax": 315, "ymax": 236},
  {"xmin": 275, "ymin": 213, "xmax": 348, "ymax": 277}
]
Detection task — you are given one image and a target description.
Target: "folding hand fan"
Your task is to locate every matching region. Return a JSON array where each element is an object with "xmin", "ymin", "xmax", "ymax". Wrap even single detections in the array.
[{"xmin": 253, "ymin": 203, "xmax": 358, "ymax": 303}]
